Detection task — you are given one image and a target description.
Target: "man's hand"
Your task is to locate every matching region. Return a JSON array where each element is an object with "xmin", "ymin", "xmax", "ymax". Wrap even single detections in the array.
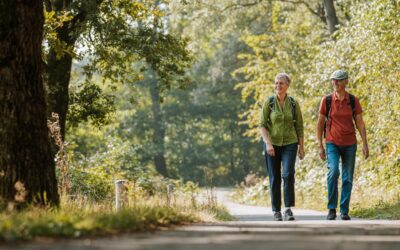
[
  {"xmin": 266, "ymin": 142, "xmax": 275, "ymax": 157},
  {"xmin": 363, "ymin": 144, "xmax": 369, "ymax": 159},
  {"xmin": 355, "ymin": 114, "xmax": 369, "ymax": 159},
  {"xmin": 319, "ymin": 146, "xmax": 326, "ymax": 160},
  {"xmin": 298, "ymin": 146, "xmax": 305, "ymax": 160}
]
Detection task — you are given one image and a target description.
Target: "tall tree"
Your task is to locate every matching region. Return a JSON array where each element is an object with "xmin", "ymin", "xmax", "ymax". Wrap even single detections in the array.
[
  {"xmin": 0, "ymin": 0, "xmax": 59, "ymax": 206},
  {"xmin": 148, "ymin": 71, "xmax": 168, "ymax": 177},
  {"xmin": 44, "ymin": 0, "xmax": 192, "ymax": 142},
  {"xmin": 44, "ymin": 0, "xmax": 103, "ymax": 139},
  {"xmin": 324, "ymin": 0, "xmax": 339, "ymax": 34}
]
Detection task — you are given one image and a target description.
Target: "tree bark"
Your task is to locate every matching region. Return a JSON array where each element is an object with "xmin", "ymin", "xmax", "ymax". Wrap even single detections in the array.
[
  {"xmin": 0, "ymin": 0, "xmax": 59, "ymax": 206},
  {"xmin": 324, "ymin": 0, "xmax": 339, "ymax": 34},
  {"xmin": 149, "ymin": 73, "xmax": 168, "ymax": 177}
]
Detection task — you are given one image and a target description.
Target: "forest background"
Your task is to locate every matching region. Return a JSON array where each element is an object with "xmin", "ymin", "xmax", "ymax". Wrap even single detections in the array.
[
  {"xmin": 4, "ymin": 0, "xmax": 399, "ymax": 242},
  {"xmin": 59, "ymin": 0, "xmax": 399, "ymax": 211}
]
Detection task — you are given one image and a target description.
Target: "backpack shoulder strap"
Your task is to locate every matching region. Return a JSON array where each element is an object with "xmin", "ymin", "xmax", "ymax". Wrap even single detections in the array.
[
  {"xmin": 324, "ymin": 94, "xmax": 333, "ymax": 138},
  {"xmin": 349, "ymin": 94, "xmax": 356, "ymax": 118},
  {"xmin": 288, "ymin": 96, "xmax": 296, "ymax": 107},
  {"xmin": 288, "ymin": 96, "xmax": 296, "ymax": 123},
  {"xmin": 268, "ymin": 96, "xmax": 275, "ymax": 111},
  {"xmin": 325, "ymin": 94, "xmax": 333, "ymax": 118}
]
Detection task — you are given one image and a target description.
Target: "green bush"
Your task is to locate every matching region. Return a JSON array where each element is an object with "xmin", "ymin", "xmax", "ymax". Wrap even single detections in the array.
[{"xmin": 67, "ymin": 137, "xmax": 157, "ymax": 201}]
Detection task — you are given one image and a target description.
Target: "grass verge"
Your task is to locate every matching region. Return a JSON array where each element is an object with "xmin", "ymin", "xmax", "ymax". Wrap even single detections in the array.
[
  {"xmin": 0, "ymin": 196, "xmax": 232, "ymax": 242},
  {"xmin": 351, "ymin": 201, "xmax": 400, "ymax": 219}
]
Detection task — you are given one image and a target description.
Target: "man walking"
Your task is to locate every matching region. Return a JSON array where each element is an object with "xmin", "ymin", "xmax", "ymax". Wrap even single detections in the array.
[{"xmin": 316, "ymin": 70, "xmax": 369, "ymax": 220}]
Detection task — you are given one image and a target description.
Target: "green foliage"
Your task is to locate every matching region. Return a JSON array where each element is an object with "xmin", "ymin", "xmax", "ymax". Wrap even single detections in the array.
[
  {"xmin": 303, "ymin": 0, "xmax": 400, "ymax": 201},
  {"xmin": 57, "ymin": 0, "xmax": 267, "ymax": 186},
  {"xmin": 111, "ymin": 55, "xmax": 263, "ymax": 185},
  {"xmin": 68, "ymin": 137, "xmax": 150, "ymax": 201},
  {"xmin": 43, "ymin": 10, "xmax": 75, "ymax": 59},
  {"xmin": 44, "ymin": 0, "xmax": 193, "ymax": 128},
  {"xmin": 81, "ymin": 0, "xmax": 193, "ymax": 91},
  {"xmin": 159, "ymin": 5, "xmax": 269, "ymax": 182},
  {"xmin": 60, "ymin": 0, "xmax": 399, "ymax": 213},
  {"xmin": 230, "ymin": 0, "xmax": 400, "ymax": 211},
  {"xmin": 234, "ymin": 1, "xmax": 325, "ymax": 138},
  {"xmin": 68, "ymin": 81, "xmax": 116, "ymax": 128}
]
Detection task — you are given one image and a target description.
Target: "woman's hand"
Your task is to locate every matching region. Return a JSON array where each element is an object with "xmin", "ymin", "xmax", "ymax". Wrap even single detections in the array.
[
  {"xmin": 298, "ymin": 146, "xmax": 305, "ymax": 160},
  {"xmin": 266, "ymin": 142, "xmax": 275, "ymax": 156}
]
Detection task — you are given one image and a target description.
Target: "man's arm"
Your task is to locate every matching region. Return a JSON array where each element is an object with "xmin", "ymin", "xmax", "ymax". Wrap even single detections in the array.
[
  {"xmin": 316, "ymin": 114, "xmax": 326, "ymax": 160},
  {"xmin": 355, "ymin": 113, "xmax": 369, "ymax": 159}
]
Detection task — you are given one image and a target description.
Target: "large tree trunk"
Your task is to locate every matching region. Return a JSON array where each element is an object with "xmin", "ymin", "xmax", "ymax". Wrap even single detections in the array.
[
  {"xmin": 149, "ymin": 74, "xmax": 168, "ymax": 178},
  {"xmin": 324, "ymin": 0, "xmax": 339, "ymax": 34},
  {"xmin": 0, "ymin": 0, "xmax": 59, "ymax": 206}
]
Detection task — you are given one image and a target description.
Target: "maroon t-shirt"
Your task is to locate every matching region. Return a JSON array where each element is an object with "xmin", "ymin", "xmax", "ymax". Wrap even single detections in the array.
[{"xmin": 319, "ymin": 92, "xmax": 362, "ymax": 146}]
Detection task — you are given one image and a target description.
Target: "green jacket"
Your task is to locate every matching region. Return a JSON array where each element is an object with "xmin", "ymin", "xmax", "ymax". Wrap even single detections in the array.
[{"xmin": 259, "ymin": 95, "xmax": 304, "ymax": 146}]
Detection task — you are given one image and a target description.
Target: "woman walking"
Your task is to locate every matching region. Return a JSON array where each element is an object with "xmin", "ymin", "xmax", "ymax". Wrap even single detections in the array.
[{"xmin": 259, "ymin": 73, "xmax": 304, "ymax": 221}]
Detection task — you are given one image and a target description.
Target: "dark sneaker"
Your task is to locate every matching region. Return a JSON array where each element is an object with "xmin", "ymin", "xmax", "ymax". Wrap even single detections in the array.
[
  {"xmin": 341, "ymin": 213, "xmax": 351, "ymax": 220},
  {"xmin": 273, "ymin": 211, "xmax": 283, "ymax": 221},
  {"xmin": 327, "ymin": 209, "xmax": 337, "ymax": 220},
  {"xmin": 284, "ymin": 208, "xmax": 295, "ymax": 221}
]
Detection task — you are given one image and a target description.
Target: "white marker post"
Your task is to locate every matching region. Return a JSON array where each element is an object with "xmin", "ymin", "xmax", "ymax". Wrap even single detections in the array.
[
  {"xmin": 115, "ymin": 180, "xmax": 127, "ymax": 211},
  {"xmin": 167, "ymin": 183, "xmax": 174, "ymax": 206}
]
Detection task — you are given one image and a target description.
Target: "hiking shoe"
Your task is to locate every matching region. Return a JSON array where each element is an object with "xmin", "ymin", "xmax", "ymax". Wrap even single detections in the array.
[
  {"xmin": 327, "ymin": 209, "xmax": 337, "ymax": 220},
  {"xmin": 340, "ymin": 213, "xmax": 351, "ymax": 220},
  {"xmin": 284, "ymin": 208, "xmax": 295, "ymax": 221},
  {"xmin": 273, "ymin": 211, "xmax": 283, "ymax": 221}
]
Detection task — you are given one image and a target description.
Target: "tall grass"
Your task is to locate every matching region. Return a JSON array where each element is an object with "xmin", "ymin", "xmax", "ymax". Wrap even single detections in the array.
[{"xmin": 0, "ymin": 192, "xmax": 232, "ymax": 242}]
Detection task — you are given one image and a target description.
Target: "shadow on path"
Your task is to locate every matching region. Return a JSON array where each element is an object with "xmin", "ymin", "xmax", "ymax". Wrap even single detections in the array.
[{"xmin": 236, "ymin": 214, "xmax": 327, "ymax": 221}]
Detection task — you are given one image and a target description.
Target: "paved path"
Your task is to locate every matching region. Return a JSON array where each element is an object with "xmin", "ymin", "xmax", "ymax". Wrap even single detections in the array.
[
  {"xmin": 3, "ymin": 188, "xmax": 400, "ymax": 250},
  {"xmin": 215, "ymin": 188, "xmax": 328, "ymax": 221}
]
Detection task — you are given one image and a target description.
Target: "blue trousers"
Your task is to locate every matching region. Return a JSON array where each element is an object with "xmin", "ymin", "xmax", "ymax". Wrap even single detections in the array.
[
  {"xmin": 264, "ymin": 143, "xmax": 298, "ymax": 212},
  {"xmin": 326, "ymin": 143, "xmax": 357, "ymax": 214}
]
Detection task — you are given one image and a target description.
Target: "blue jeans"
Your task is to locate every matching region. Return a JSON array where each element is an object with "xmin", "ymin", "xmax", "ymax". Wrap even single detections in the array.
[
  {"xmin": 326, "ymin": 143, "xmax": 357, "ymax": 214},
  {"xmin": 264, "ymin": 143, "xmax": 298, "ymax": 212}
]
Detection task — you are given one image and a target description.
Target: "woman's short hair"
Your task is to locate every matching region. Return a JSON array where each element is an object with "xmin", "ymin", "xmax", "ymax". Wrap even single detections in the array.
[{"xmin": 275, "ymin": 73, "xmax": 291, "ymax": 85}]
